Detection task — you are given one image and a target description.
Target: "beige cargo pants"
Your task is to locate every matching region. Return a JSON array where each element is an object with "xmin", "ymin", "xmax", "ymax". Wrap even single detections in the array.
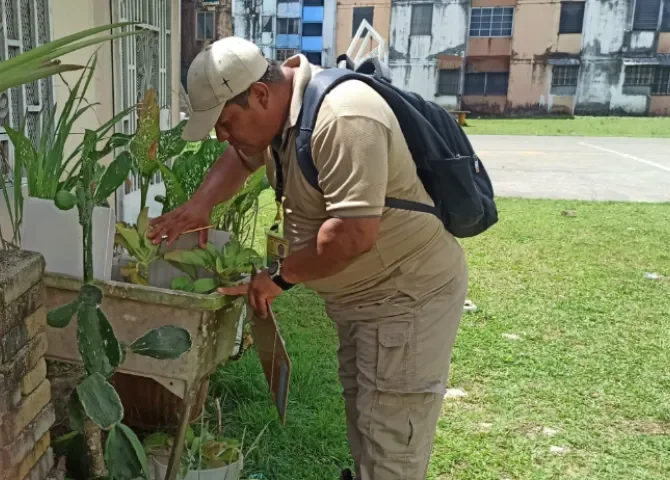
[{"xmin": 326, "ymin": 267, "xmax": 468, "ymax": 480}]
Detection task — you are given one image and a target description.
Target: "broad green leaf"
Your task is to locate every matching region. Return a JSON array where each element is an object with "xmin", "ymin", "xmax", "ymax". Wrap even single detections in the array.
[
  {"xmin": 157, "ymin": 120, "xmax": 187, "ymax": 163},
  {"xmin": 77, "ymin": 302, "xmax": 121, "ymax": 377},
  {"xmin": 4, "ymin": 125, "xmax": 37, "ymax": 178},
  {"xmin": 76, "ymin": 372, "xmax": 123, "ymax": 430},
  {"xmin": 136, "ymin": 206, "xmax": 149, "ymax": 239},
  {"xmin": 115, "ymin": 224, "xmax": 142, "ymax": 255},
  {"xmin": 54, "ymin": 190, "xmax": 77, "ymax": 211},
  {"xmin": 130, "ymin": 88, "xmax": 160, "ymax": 177},
  {"xmin": 142, "ymin": 432, "xmax": 172, "ymax": 455},
  {"xmin": 206, "ymin": 242, "xmax": 219, "ymax": 259},
  {"xmin": 105, "ymin": 423, "xmax": 148, "ymax": 480},
  {"xmin": 194, "ymin": 248, "xmax": 215, "ymax": 266},
  {"xmin": 155, "ymin": 161, "xmax": 188, "ymax": 212},
  {"xmin": 68, "ymin": 390, "xmax": 85, "ymax": 432},
  {"xmin": 47, "ymin": 300, "xmax": 79, "ymax": 328},
  {"xmin": 129, "ymin": 325, "xmax": 192, "ymax": 360},
  {"xmin": 192, "ymin": 278, "xmax": 217, "ymax": 294},
  {"xmin": 216, "ymin": 255, "xmax": 225, "ymax": 274},
  {"xmin": 114, "ymin": 233, "xmax": 131, "ymax": 252},
  {"xmin": 166, "ymin": 260, "xmax": 197, "ymax": 280},
  {"xmin": 170, "ymin": 276, "xmax": 193, "ymax": 291},
  {"xmin": 163, "ymin": 249, "xmax": 208, "ymax": 267},
  {"xmin": 94, "ymin": 151, "xmax": 132, "ymax": 203}
]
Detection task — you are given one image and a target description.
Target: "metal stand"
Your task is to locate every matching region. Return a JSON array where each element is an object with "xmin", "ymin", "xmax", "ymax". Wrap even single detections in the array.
[{"xmin": 164, "ymin": 379, "xmax": 204, "ymax": 480}]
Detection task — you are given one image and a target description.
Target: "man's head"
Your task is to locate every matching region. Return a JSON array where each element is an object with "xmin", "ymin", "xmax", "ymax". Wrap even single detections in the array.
[{"xmin": 182, "ymin": 37, "xmax": 290, "ymax": 156}]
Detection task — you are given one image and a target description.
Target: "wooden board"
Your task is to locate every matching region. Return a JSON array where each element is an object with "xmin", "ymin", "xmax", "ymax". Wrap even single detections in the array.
[{"xmin": 250, "ymin": 304, "xmax": 292, "ymax": 424}]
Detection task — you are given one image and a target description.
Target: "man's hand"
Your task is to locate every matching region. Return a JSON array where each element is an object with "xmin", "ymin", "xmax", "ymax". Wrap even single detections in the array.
[
  {"xmin": 218, "ymin": 270, "xmax": 282, "ymax": 319},
  {"xmin": 147, "ymin": 199, "xmax": 212, "ymax": 247}
]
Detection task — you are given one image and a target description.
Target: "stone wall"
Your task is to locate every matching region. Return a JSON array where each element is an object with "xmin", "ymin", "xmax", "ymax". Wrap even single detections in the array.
[{"xmin": 0, "ymin": 251, "xmax": 55, "ymax": 480}]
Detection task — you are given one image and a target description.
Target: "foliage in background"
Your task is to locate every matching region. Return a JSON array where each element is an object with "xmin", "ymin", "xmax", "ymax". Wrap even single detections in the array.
[
  {"xmin": 154, "ymin": 138, "xmax": 227, "ymax": 214},
  {"xmin": 0, "ymin": 22, "xmax": 142, "ymax": 94},
  {"xmin": 0, "ymin": 54, "xmax": 134, "ymax": 247},
  {"xmin": 165, "ymin": 236, "xmax": 263, "ymax": 294},
  {"xmin": 50, "ymin": 129, "xmax": 193, "ymax": 479}
]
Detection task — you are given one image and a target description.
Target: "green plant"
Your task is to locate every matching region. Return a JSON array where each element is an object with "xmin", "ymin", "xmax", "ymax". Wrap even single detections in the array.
[
  {"xmin": 0, "ymin": 53, "xmax": 134, "ymax": 247},
  {"xmin": 114, "ymin": 207, "xmax": 161, "ymax": 285},
  {"xmin": 48, "ymin": 129, "xmax": 193, "ymax": 479},
  {"xmin": 164, "ymin": 236, "xmax": 262, "ymax": 294},
  {"xmin": 0, "ymin": 22, "xmax": 142, "ymax": 93},
  {"xmin": 154, "ymin": 138, "xmax": 228, "ymax": 214}
]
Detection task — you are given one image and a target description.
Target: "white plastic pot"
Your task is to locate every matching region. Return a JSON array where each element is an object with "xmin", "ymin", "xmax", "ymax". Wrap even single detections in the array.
[
  {"xmin": 151, "ymin": 453, "xmax": 244, "ymax": 480},
  {"xmin": 21, "ymin": 196, "xmax": 115, "ymax": 280}
]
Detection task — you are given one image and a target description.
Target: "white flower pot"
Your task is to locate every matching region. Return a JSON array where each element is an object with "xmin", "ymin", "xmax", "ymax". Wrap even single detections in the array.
[
  {"xmin": 20, "ymin": 196, "xmax": 115, "ymax": 280},
  {"xmin": 151, "ymin": 453, "xmax": 243, "ymax": 480}
]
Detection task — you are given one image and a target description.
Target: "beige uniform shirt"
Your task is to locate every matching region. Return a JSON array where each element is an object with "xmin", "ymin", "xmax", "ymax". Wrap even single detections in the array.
[{"xmin": 246, "ymin": 55, "xmax": 465, "ymax": 307}]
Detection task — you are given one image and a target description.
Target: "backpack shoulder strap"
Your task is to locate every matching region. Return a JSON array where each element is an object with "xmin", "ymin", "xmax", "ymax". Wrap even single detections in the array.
[{"xmin": 295, "ymin": 68, "xmax": 368, "ymax": 193}]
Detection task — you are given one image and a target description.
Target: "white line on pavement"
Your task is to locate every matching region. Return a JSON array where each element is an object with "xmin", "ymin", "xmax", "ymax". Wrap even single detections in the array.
[{"xmin": 579, "ymin": 141, "xmax": 670, "ymax": 173}]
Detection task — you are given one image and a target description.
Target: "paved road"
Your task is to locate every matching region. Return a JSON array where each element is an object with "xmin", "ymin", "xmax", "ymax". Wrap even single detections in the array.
[{"xmin": 469, "ymin": 135, "xmax": 670, "ymax": 202}]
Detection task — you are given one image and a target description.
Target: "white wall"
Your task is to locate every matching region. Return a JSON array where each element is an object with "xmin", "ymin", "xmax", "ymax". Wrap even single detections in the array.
[
  {"xmin": 388, "ymin": 0, "xmax": 467, "ymax": 108},
  {"xmin": 322, "ymin": 0, "xmax": 337, "ymax": 66}
]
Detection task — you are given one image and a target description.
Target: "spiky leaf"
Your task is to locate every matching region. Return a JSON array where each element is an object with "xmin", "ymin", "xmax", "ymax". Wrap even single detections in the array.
[
  {"xmin": 105, "ymin": 423, "xmax": 148, "ymax": 480},
  {"xmin": 192, "ymin": 278, "xmax": 217, "ymax": 294},
  {"xmin": 94, "ymin": 151, "xmax": 132, "ymax": 203},
  {"xmin": 130, "ymin": 88, "xmax": 160, "ymax": 177},
  {"xmin": 129, "ymin": 325, "xmax": 192, "ymax": 360},
  {"xmin": 76, "ymin": 372, "xmax": 123, "ymax": 430},
  {"xmin": 115, "ymin": 224, "xmax": 142, "ymax": 255},
  {"xmin": 54, "ymin": 190, "xmax": 77, "ymax": 211},
  {"xmin": 47, "ymin": 300, "xmax": 79, "ymax": 328}
]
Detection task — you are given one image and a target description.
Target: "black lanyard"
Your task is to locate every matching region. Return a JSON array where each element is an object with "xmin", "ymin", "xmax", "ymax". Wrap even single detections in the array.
[{"xmin": 271, "ymin": 136, "xmax": 284, "ymax": 232}]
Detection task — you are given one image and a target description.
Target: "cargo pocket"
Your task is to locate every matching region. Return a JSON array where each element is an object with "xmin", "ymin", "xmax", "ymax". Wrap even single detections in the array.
[{"xmin": 376, "ymin": 321, "xmax": 414, "ymax": 392}]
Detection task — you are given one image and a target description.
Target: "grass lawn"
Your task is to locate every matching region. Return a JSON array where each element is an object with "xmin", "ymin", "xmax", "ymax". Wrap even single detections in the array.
[
  {"xmin": 463, "ymin": 116, "xmax": 670, "ymax": 138},
  {"xmin": 210, "ymin": 198, "xmax": 670, "ymax": 479}
]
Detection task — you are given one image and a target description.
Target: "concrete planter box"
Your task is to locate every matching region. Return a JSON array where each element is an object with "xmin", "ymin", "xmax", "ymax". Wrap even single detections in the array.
[
  {"xmin": 44, "ymin": 272, "xmax": 244, "ymax": 408},
  {"xmin": 21, "ymin": 197, "xmax": 115, "ymax": 281}
]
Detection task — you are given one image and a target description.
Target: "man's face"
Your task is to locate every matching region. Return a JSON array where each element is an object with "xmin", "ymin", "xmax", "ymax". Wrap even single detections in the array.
[{"xmin": 214, "ymin": 83, "xmax": 279, "ymax": 156}]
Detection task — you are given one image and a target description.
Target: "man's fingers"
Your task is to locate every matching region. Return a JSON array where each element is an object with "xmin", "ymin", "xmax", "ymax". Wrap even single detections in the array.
[
  {"xmin": 257, "ymin": 296, "xmax": 269, "ymax": 319},
  {"xmin": 217, "ymin": 284, "xmax": 249, "ymax": 296},
  {"xmin": 198, "ymin": 229, "xmax": 208, "ymax": 249}
]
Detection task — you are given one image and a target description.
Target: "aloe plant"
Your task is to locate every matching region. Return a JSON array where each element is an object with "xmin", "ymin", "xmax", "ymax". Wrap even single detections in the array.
[
  {"xmin": 0, "ymin": 53, "xmax": 135, "ymax": 247},
  {"xmin": 165, "ymin": 236, "xmax": 263, "ymax": 294},
  {"xmin": 48, "ymin": 129, "xmax": 193, "ymax": 479},
  {"xmin": 0, "ymin": 22, "xmax": 143, "ymax": 93}
]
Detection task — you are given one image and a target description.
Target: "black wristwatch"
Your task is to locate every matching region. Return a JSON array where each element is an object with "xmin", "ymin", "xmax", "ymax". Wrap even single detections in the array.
[{"xmin": 268, "ymin": 258, "xmax": 294, "ymax": 291}]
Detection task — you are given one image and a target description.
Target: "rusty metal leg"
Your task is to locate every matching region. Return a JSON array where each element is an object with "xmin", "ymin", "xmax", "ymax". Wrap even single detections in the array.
[{"xmin": 164, "ymin": 380, "xmax": 202, "ymax": 480}]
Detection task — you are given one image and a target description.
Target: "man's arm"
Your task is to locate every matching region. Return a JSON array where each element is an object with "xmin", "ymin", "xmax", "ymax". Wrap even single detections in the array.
[
  {"xmin": 280, "ymin": 114, "xmax": 389, "ymax": 284},
  {"xmin": 148, "ymin": 145, "xmax": 261, "ymax": 245},
  {"xmin": 280, "ymin": 217, "xmax": 380, "ymax": 284}
]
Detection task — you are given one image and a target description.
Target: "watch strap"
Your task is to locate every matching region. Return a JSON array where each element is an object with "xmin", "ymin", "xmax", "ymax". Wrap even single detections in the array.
[{"xmin": 271, "ymin": 273, "xmax": 294, "ymax": 291}]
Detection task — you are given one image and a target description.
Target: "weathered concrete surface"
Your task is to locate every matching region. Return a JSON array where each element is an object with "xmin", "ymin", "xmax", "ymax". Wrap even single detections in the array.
[{"xmin": 471, "ymin": 135, "xmax": 670, "ymax": 202}]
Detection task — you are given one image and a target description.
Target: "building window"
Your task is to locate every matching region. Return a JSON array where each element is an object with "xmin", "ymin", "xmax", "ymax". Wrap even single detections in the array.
[
  {"xmin": 633, "ymin": 0, "xmax": 662, "ymax": 31},
  {"xmin": 410, "ymin": 4, "xmax": 433, "ymax": 36},
  {"xmin": 661, "ymin": 0, "xmax": 670, "ymax": 31},
  {"xmin": 559, "ymin": 2, "xmax": 585, "ymax": 34},
  {"xmin": 276, "ymin": 48, "xmax": 297, "ymax": 61},
  {"xmin": 624, "ymin": 65, "xmax": 655, "ymax": 86},
  {"xmin": 353, "ymin": 7, "xmax": 375, "ymax": 37},
  {"xmin": 0, "ymin": 0, "xmax": 53, "ymax": 172},
  {"xmin": 303, "ymin": 51, "xmax": 322, "ymax": 65},
  {"xmin": 303, "ymin": 23, "xmax": 323, "ymax": 36},
  {"xmin": 552, "ymin": 66, "xmax": 580, "ymax": 86},
  {"xmin": 262, "ymin": 16, "xmax": 273, "ymax": 32},
  {"xmin": 469, "ymin": 7, "xmax": 514, "ymax": 37},
  {"xmin": 303, "ymin": 0, "xmax": 325, "ymax": 5},
  {"xmin": 551, "ymin": 65, "xmax": 579, "ymax": 94},
  {"xmin": 652, "ymin": 66, "xmax": 670, "ymax": 94},
  {"xmin": 277, "ymin": 18, "xmax": 300, "ymax": 34},
  {"xmin": 464, "ymin": 72, "xmax": 509, "ymax": 95},
  {"xmin": 196, "ymin": 11, "xmax": 216, "ymax": 40},
  {"xmin": 437, "ymin": 70, "xmax": 460, "ymax": 95}
]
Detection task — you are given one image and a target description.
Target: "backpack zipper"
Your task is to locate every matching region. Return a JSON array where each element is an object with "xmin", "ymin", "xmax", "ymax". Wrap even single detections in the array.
[{"xmin": 474, "ymin": 155, "xmax": 480, "ymax": 173}]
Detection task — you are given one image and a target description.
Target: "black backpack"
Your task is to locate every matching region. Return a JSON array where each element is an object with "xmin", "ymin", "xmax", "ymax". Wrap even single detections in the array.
[{"xmin": 291, "ymin": 55, "xmax": 498, "ymax": 238}]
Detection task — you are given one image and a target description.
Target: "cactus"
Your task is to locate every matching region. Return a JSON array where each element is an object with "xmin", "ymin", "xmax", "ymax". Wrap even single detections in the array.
[{"xmin": 49, "ymin": 127, "xmax": 193, "ymax": 478}]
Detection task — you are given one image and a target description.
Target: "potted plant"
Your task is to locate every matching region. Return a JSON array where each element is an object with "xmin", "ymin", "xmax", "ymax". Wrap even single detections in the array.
[{"xmin": 2, "ymin": 53, "xmax": 133, "ymax": 280}]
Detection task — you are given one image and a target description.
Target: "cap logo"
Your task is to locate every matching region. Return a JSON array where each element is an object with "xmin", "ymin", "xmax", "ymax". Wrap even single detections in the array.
[{"xmin": 221, "ymin": 76, "xmax": 233, "ymax": 93}]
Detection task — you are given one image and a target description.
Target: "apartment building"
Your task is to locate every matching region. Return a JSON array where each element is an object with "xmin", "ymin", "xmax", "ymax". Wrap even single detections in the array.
[
  {"xmin": 384, "ymin": 0, "xmax": 670, "ymax": 116},
  {"xmin": 233, "ymin": 0, "xmax": 336, "ymax": 65}
]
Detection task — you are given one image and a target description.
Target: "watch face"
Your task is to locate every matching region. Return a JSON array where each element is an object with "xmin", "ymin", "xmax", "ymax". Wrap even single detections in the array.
[{"xmin": 268, "ymin": 260, "xmax": 279, "ymax": 276}]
